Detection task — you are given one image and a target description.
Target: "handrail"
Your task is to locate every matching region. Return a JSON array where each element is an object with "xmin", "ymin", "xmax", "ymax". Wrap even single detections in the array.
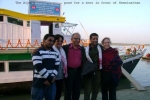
[
  {"xmin": 0, "ymin": 39, "xmax": 144, "ymax": 51},
  {"xmin": 0, "ymin": 39, "xmax": 40, "ymax": 50}
]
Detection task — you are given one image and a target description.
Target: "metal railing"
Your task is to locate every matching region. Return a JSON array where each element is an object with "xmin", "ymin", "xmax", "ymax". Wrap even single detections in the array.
[{"xmin": 0, "ymin": 39, "xmax": 144, "ymax": 51}]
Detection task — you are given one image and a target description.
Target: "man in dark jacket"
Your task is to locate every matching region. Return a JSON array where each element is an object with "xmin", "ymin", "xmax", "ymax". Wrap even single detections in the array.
[
  {"xmin": 83, "ymin": 33, "xmax": 103, "ymax": 100},
  {"xmin": 63, "ymin": 32, "xmax": 86, "ymax": 100}
]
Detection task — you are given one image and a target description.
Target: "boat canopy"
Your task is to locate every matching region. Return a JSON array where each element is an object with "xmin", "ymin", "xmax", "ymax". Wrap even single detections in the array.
[{"xmin": 61, "ymin": 22, "xmax": 78, "ymax": 27}]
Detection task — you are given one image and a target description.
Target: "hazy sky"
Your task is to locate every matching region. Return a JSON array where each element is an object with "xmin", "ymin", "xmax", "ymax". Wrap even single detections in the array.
[{"xmin": 0, "ymin": 0, "xmax": 150, "ymax": 44}]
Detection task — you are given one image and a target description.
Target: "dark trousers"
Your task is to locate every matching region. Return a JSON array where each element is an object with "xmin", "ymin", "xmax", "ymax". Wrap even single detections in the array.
[
  {"xmin": 64, "ymin": 67, "xmax": 82, "ymax": 100},
  {"xmin": 83, "ymin": 70, "xmax": 101, "ymax": 100},
  {"xmin": 55, "ymin": 79, "xmax": 64, "ymax": 100},
  {"xmin": 101, "ymin": 72, "xmax": 117, "ymax": 100}
]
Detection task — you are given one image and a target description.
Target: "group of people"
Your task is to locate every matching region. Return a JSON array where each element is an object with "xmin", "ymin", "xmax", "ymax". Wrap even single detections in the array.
[{"xmin": 31, "ymin": 32, "xmax": 123, "ymax": 100}]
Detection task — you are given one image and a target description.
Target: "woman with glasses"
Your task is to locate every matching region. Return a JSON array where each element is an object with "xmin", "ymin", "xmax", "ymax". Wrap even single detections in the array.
[
  {"xmin": 101, "ymin": 37, "xmax": 123, "ymax": 100},
  {"xmin": 53, "ymin": 34, "xmax": 68, "ymax": 100}
]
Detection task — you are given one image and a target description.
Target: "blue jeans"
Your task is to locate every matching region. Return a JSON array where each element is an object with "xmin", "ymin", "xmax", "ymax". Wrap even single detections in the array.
[{"xmin": 31, "ymin": 83, "xmax": 56, "ymax": 100}]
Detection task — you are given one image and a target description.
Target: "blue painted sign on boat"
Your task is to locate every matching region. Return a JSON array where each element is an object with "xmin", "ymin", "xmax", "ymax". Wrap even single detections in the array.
[{"xmin": 28, "ymin": 0, "xmax": 61, "ymax": 16}]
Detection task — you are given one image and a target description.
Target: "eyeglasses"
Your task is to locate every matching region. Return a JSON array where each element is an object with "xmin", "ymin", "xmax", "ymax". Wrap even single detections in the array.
[{"xmin": 74, "ymin": 38, "xmax": 80, "ymax": 40}]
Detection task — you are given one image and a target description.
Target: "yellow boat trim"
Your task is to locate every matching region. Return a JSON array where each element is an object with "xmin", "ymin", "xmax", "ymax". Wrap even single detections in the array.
[{"xmin": 0, "ymin": 8, "xmax": 66, "ymax": 22}]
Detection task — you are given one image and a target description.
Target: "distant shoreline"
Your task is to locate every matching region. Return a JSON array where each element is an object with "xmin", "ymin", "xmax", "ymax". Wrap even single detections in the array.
[{"xmin": 111, "ymin": 43, "xmax": 150, "ymax": 46}]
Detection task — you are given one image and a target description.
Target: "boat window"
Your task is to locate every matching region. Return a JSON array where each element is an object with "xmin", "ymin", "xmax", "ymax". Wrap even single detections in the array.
[
  {"xmin": 9, "ymin": 62, "xmax": 33, "ymax": 71},
  {"xmin": 0, "ymin": 16, "xmax": 3, "ymax": 22},
  {"xmin": 0, "ymin": 63, "xmax": 4, "ymax": 72},
  {"xmin": 7, "ymin": 16, "xmax": 23, "ymax": 26},
  {"xmin": 27, "ymin": 21, "xmax": 30, "ymax": 27}
]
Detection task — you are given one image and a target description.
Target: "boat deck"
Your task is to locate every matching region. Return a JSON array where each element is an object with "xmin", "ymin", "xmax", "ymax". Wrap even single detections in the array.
[
  {"xmin": 0, "ymin": 49, "xmax": 146, "ymax": 84},
  {"xmin": 0, "ymin": 48, "xmax": 35, "ymax": 54}
]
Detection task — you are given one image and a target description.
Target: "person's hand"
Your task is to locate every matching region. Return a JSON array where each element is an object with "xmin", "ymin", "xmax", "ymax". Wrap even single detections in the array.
[
  {"xmin": 31, "ymin": 47, "xmax": 41, "ymax": 54},
  {"xmin": 52, "ymin": 77, "xmax": 56, "ymax": 83},
  {"xmin": 114, "ymin": 48, "xmax": 119, "ymax": 55},
  {"xmin": 44, "ymin": 80, "xmax": 51, "ymax": 86}
]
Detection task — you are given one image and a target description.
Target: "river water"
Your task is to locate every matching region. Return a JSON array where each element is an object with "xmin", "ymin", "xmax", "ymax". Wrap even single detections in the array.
[{"xmin": 0, "ymin": 46, "xmax": 150, "ymax": 100}]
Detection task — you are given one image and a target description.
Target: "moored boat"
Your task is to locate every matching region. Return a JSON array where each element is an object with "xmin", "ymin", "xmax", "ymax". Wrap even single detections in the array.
[
  {"xmin": 142, "ymin": 53, "xmax": 150, "ymax": 60},
  {"xmin": 120, "ymin": 49, "xmax": 146, "ymax": 79},
  {"xmin": 142, "ymin": 56, "xmax": 150, "ymax": 60}
]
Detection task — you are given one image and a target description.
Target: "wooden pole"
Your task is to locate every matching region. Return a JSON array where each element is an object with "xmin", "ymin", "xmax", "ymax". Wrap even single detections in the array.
[
  {"xmin": 78, "ymin": 20, "xmax": 89, "ymax": 38},
  {"xmin": 121, "ymin": 67, "xmax": 146, "ymax": 91}
]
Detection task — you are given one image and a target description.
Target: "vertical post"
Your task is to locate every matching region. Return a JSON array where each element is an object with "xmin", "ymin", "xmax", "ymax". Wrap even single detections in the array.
[
  {"xmin": 48, "ymin": 23, "xmax": 53, "ymax": 35},
  {"xmin": 4, "ymin": 61, "xmax": 9, "ymax": 73},
  {"xmin": 1, "ymin": 22, "xmax": 3, "ymax": 47},
  {"xmin": 3, "ymin": 16, "xmax": 10, "ymax": 46},
  {"xmin": 3, "ymin": 15, "xmax": 8, "ymax": 23},
  {"xmin": 27, "ymin": 47, "xmax": 29, "ymax": 53}
]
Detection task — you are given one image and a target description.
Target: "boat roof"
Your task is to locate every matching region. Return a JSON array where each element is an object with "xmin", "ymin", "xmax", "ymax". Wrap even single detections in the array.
[
  {"xmin": 61, "ymin": 22, "xmax": 78, "ymax": 27},
  {"xmin": 0, "ymin": 8, "xmax": 65, "ymax": 22}
]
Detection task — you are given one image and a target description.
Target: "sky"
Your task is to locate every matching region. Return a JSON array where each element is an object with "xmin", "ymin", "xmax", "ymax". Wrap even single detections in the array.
[{"xmin": 0, "ymin": 0, "xmax": 150, "ymax": 44}]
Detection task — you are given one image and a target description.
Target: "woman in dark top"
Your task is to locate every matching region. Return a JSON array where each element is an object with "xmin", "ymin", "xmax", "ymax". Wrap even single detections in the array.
[{"xmin": 101, "ymin": 37, "xmax": 123, "ymax": 100}]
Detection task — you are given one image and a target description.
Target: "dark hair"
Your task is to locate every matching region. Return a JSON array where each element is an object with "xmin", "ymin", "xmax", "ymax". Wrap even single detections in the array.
[
  {"xmin": 101, "ymin": 37, "xmax": 111, "ymax": 44},
  {"xmin": 90, "ymin": 33, "xmax": 98, "ymax": 39},
  {"xmin": 43, "ymin": 34, "xmax": 55, "ymax": 41},
  {"xmin": 54, "ymin": 34, "xmax": 64, "ymax": 42}
]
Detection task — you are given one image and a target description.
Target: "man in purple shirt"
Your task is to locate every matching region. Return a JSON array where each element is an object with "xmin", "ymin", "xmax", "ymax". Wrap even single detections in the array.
[{"xmin": 63, "ymin": 33, "xmax": 86, "ymax": 100}]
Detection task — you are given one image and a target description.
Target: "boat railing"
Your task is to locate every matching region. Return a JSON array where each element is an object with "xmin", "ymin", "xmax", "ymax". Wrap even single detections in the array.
[
  {"xmin": 0, "ymin": 39, "xmax": 145, "ymax": 50},
  {"xmin": 0, "ymin": 39, "xmax": 91, "ymax": 50}
]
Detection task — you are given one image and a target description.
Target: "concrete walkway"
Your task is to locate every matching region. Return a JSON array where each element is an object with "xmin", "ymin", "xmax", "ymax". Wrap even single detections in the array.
[{"xmin": 60, "ymin": 87, "xmax": 150, "ymax": 100}]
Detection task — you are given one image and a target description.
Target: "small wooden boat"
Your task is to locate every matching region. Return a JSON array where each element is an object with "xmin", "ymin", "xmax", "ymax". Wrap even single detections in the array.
[
  {"xmin": 142, "ymin": 56, "xmax": 150, "ymax": 60},
  {"xmin": 142, "ymin": 53, "xmax": 150, "ymax": 59}
]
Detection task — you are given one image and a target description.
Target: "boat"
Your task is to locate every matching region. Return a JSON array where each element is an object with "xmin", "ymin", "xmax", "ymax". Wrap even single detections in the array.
[
  {"xmin": 0, "ymin": 6, "xmax": 147, "ymax": 93},
  {"xmin": 142, "ymin": 57, "xmax": 150, "ymax": 60},
  {"xmin": 117, "ymin": 46, "xmax": 146, "ymax": 74},
  {"xmin": 0, "ymin": 4, "xmax": 66, "ymax": 94},
  {"xmin": 122, "ymin": 59, "xmax": 140, "ymax": 74},
  {"xmin": 119, "ymin": 49, "xmax": 146, "ymax": 80},
  {"xmin": 142, "ymin": 53, "xmax": 150, "ymax": 60},
  {"xmin": 0, "ymin": 6, "xmax": 89, "ymax": 93}
]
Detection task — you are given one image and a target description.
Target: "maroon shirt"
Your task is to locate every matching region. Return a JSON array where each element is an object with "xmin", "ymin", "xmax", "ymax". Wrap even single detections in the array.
[{"xmin": 67, "ymin": 44, "xmax": 81, "ymax": 68}]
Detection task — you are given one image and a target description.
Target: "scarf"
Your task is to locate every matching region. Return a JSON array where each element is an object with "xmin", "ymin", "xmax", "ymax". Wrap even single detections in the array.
[
  {"xmin": 85, "ymin": 45, "xmax": 102, "ymax": 69},
  {"xmin": 53, "ymin": 46, "xmax": 68, "ymax": 78},
  {"xmin": 103, "ymin": 47, "xmax": 123, "ymax": 86}
]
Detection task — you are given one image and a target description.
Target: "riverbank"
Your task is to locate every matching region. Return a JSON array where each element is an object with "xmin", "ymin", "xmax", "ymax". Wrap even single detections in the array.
[
  {"xmin": 1, "ymin": 86, "xmax": 150, "ymax": 100},
  {"xmin": 111, "ymin": 43, "xmax": 150, "ymax": 46},
  {"xmin": 60, "ymin": 87, "xmax": 150, "ymax": 100}
]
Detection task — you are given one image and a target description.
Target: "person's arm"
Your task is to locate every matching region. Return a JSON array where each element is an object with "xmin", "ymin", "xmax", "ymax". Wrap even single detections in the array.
[
  {"xmin": 32, "ymin": 50, "xmax": 53, "ymax": 83},
  {"xmin": 31, "ymin": 44, "xmax": 43, "ymax": 55},
  {"xmin": 111, "ymin": 55, "xmax": 123, "ymax": 71},
  {"xmin": 81, "ymin": 46, "xmax": 86, "ymax": 71},
  {"xmin": 114, "ymin": 48, "xmax": 119, "ymax": 55},
  {"xmin": 31, "ymin": 47, "xmax": 41, "ymax": 55},
  {"xmin": 82, "ymin": 46, "xmax": 86, "ymax": 61}
]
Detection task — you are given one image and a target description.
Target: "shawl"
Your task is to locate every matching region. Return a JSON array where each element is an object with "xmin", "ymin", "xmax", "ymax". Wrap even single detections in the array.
[
  {"xmin": 53, "ymin": 45, "xmax": 68, "ymax": 78},
  {"xmin": 85, "ymin": 45, "xmax": 102, "ymax": 69},
  {"xmin": 102, "ymin": 47, "xmax": 123, "ymax": 86}
]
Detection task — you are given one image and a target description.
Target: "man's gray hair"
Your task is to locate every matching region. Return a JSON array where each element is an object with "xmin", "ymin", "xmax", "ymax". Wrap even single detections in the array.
[{"xmin": 71, "ymin": 32, "xmax": 81, "ymax": 38}]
